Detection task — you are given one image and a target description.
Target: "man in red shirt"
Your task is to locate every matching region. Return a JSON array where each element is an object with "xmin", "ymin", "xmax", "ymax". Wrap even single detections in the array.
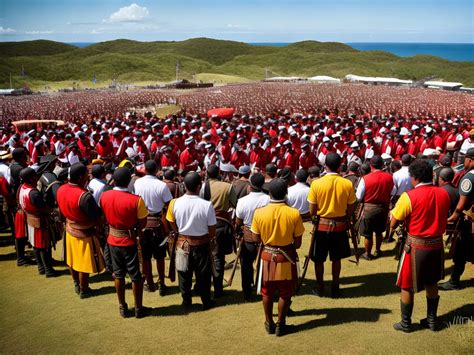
[
  {"xmin": 179, "ymin": 138, "xmax": 199, "ymax": 172},
  {"xmin": 100, "ymin": 167, "xmax": 149, "ymax": 318},
  {"xmin": 356, "ymin": 156, "xmax": 394, "ymax": 259},
  {"xmin": 390, "ymin": 159, "xmax": 450, "ymax": 332}
]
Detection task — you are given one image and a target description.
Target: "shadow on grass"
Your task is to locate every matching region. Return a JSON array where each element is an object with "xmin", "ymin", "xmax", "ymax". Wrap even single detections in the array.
[
  {"xmin": 440, "ymin": 303, "xmax": 474, "ymax": 326},
  {"xmin": 0, "ymin": 252, "xmax": 17, "ymax": 261},
  {"xmin": 288, "ymin": 307, "xmax": 391, "ymax": 333},
  {"xmin": 297, "ymin": 272, "xmax": 399, "ymax": 298}
]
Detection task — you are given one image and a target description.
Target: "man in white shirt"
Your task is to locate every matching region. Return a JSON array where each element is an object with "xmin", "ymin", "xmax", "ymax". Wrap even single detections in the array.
[
  {"xmin": 287, "ymin": 169, "xmax": 311, "ymax": 221},
  {"xmin": 458, "ymin": 129, "xmax": 474, "ymax": 164},
  {"xmin": 391, "ymin": 154, "xmax": 413, "ymax": 202},
  {"xmin": 87, "ymin": 165, "xmax": 107, "ymax": 204},
  {"xmin": 134, "ymin": 160, "xmax": 173, "ymax": 295},
  {"xmin": 166, "ymin": 171, "xmax": 217, "ymax": 310},
  {"xmin": 235, "ymin": 173, "xmax": 270, "ymax": 300}
]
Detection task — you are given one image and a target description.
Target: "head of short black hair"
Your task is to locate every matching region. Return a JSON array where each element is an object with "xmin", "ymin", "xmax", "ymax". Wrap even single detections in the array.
[
  {"xmin": 409, "ymin": 159, "xmax": 433, "ymax": 183},
  {"xmin": 265, "ymin": 163, "xmax": 277, "ymax": 177},
  {"xmin": 164, "ymin": 169, "xmax": 175, "ymax": 180},
  {"xmin": 439, "ymin": 167, "xmax": 455, "ymax": 183},
  {"xmin": 370, "ymin": 155, "xmax": 384, "ymax": 170},
  {"xmin": 360, "ymin": 163, "xmax": 371, "ymax": 175},
  {"xmin": 401, "ymin": 154, "xmax": 412, "ymax": 166},
  {"xmin": 325, "ymin": 152, "xmax": 342, "ymax": 172},
  {"xmin": 144, "ymin": 160, "xmax": 158, "ymax": 175},
  {"xmin": 269, "ymin": 178, "xmax": 287, "ymax": 201},
  {"xmin": 391, "ymin": 160, "xmax": 402, "ymax": 171},
  {"xmin": 113, "ymin": 167, "xmax": 132, "ymax": 188},
  {"xmin": 91, "ymin": 164, "xmax": 105, "ymax": 179},
  {"xmin": 250, "ymin": 173, "xmax": 265, "ymax": 191},
  {"xmin": 20, "ymin": 167, "xmax": 36, "ymax": 184},
  {"xmin": 207, "ymin": 164, "xmax": 219, "ymax": 179},
  {"xmin": 440, "ymin": 155, "xmax": 452, "ymax": 167},
  {"xmin": 347, "ymin": 161, "xmax": 360, "ymax": 173},
  {"xmin": 69, "ymin": 163, "xmax": 88, "ymax": 184},
  {"xmin": 12, "ymin": 147, "xmax": 26, "ymax": 162},
  {"xmin": 308, "ymin": 165, "xmax": 320, "ymax": 177},
  {"xmin": 295, "ymin": 169, "xmax": 308, "ymax": 183},
  {"xmin": 184, "ymin": 171, "xmax": 201, "ymax": 192}
]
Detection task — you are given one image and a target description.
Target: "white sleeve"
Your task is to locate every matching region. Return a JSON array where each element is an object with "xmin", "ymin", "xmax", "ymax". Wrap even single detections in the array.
[
  {"xmin": 356, "ymin": 178, "xmax": 366, "ymax": 201},
  {"xmin": 162, "ymin": 184, "xmax": 173, "ymax": 204},
  {"xmin": 208, "ymin": 203, "xmax": 217, "ymax": 226}
]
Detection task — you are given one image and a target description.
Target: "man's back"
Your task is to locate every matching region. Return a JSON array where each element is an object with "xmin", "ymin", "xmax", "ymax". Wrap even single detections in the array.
[
  {"xmin": 134, "ymin": 175, "xmax": 172, "ymax": 214},
  {"xmin": 308, "ymin": 173, "xmax": 356, "ymax": 218}
]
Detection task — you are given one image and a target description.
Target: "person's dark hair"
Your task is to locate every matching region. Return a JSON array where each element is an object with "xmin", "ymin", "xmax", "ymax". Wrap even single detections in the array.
[
  {"xmin": 408, "ymin": 159, "xmax": 433, "ymax": 183},
  {"xmin": 278, "ymin": 167, "xmax": 292, "ymax": 182},
  {"xmin": 340, "ymin": 163, "xmax": 348, "ymax": 174},
  {"xmin": 439, "ymin": 155, "xmax": 452, "ymax": 167},
  {"xmin": 113, "ymin": 167, "xmax": 132, "ymax": 188},
  {"xmin": 12, "ymin": 147, "xmax": 26, "ymax": 162},
  {"xmin": 91, "ymin": 164, "xmax": 105, "ymax": 179},
  {"xmin": 347, "ymin": 161, "xmax": 360, "ymax": 173},
  {"xmin": 69, "ymin": 163, "xmax": 88, "ymax": 184},
  {"xmin": 265, "ymin": 163, "xmax": 277, "ymax": 177},
  {"xmin": 401, "ymin": 154, "xmax": 412, "ymax": 166},
  {"xmin": 391, "ymin": 160, "xmax": 402, "ymax": 172},
  {"xmin": 269, "ymin": 178, "xmax": 287, "ymax": 201},
  {"xmin": 295, "ymin": 169, "xmax": 308, "ymax": 183},
  {"xmin": 163, "ymin": 169, "xmax": 175, "ymax": 180},
  {"xmin": 250, "ymin": 173, "xmax": 265, "ymax": 191},
  {"xmin": 325, "ymin": 152, "xmax": 342, "ymax": 172},
  {"xmin": 184, "ymin": 171, "xmax": 201, "ymax": 192},
  {"xmin": 19, "ymin": 167, "xmax": 36, "ymax": 184},
  {"xmin": 370, "ymin": 155, "xmax": 384, "ymax": 170},
  {"xmin": 308, "ymin": 166, "xmax": 320, "ymax": 178},
  {"xmin": 360, "ymin": 163, "xmax": 371, "ymax": 176},
  {"xmin": 144, "ymin": 160, "xmax": 158, "ymax": 175},
  {"xmin": 207, "ymin": 164, "xmax": 219, "ymax": 179},
  {"xmin": 439, "ymin": 167, "xmax": 455, "ymax": 183}
]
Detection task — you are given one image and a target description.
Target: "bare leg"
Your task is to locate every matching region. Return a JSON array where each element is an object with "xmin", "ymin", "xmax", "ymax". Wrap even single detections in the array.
[
  {"xmin": 156, "ymin": 259, "xmax": 165, "ymax": 286},
  {"xmin": 278, "ymin": 297, "xmax": 291, "ymax": 324},
  {"xmin": 375, "ymin": 233, "xmax": 383, "ymax": 253},
  {"xmin": 365, "ymin": 236, "xmax": 373, "ymax": 256},
  {"xmin": 114, "ymin": 278, "xmax": 126, "ymax": 306},
  {"xmin": 262, "ymin": 296, "xmax": 274, "ymax": 325},
  {"xmin": 79, "ymin": 272, "xmax": 89, "ymax": 291},
  {"xmin": 132, "ymin": 280, "xmax": 144, "ymax": 309}
]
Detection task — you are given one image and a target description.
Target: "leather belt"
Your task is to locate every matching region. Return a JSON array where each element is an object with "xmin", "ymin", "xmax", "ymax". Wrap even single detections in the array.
[
  {"xmin": 318, "ymin": 216, "xmax": 347, "ymax": 232},
  {"xmin": 109, "ymin": 226, "xmax": 134, "ymax": 238},
  {"xmin": 262, "ymin": 245, "xmax": 296, "ymax": 264},
  {"xmin": 145, "ymin": 215, "xmax": 162, "ymax": 229},
  {"xmin": 242, "ymin": 226, "xmax": 259, "ymax": 243},
  {"xmin": 406, "ymin": 235, "xmax": 443, "ymax": 249},
  {"xmin": 300, "ymin": 212, "xmax": 311, "ymax": 222},
  {"xmin": 178, "ymin": 234, "xmax": 210, "ymax": 246},
  {"xmin": 66, "ymin": 219, "xmax": 96, "ymax": 238}
]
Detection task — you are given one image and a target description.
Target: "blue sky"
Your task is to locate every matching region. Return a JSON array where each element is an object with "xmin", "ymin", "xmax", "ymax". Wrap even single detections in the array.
[{"xmin": 0, "ymin": 0, "xmax": 472, "ymax": 43}]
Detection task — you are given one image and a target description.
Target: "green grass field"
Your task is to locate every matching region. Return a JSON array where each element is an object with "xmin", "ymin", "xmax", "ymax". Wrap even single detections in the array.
[{"xmin": 0, "ymin": 226, "xmax": 473, "ymax": 354}]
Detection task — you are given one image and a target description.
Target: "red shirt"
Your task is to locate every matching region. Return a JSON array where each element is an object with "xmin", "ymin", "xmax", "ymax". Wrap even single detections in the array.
[
  {"xmin": 56, "ymin": 183, "xmax": 91, "ymax": 224},
  {"xmin": 362, "ymin": 170, "xmax": 394, "ymax": 204},
  {"xmin": 100, "ymin": 189, "xmax": 147, "ymax": 247}
]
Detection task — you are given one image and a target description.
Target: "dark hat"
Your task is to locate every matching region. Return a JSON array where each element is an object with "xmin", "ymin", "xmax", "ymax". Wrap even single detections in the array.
[
  {"xmin": 249, "ymin": 173, "xmax": 265, "ymax": 190},
  {"xmin": 20, "ymin": 167, "xmax": 37, "ymax": 183},
  {"xmin": 466, "ymin": 148, "xmax": 474, "ymax": 159}
]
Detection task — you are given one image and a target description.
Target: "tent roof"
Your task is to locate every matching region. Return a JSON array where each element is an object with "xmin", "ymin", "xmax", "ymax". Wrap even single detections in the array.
[{"xmin": 424, "ymin": 81, "xmax": 463, "ymax": 88}]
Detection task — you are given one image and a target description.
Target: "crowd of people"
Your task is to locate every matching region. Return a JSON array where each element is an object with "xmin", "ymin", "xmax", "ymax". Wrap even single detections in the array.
[{"xmin": 0, "ymin": 82, "xmax": 473, "ymax": 336}]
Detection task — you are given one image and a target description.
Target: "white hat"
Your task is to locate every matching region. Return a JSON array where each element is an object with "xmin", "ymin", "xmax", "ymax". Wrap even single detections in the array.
[
  {"xmin": 350, "ymin": 141, "xmax": 359, "ymax": 149},
  {"xmin": 323, "ymin": 137, "xmax": 331, "ymax": 143},
  {"xmin": 411, "ymin": 124, "xmax": 419, "ymax": 130},
  {"xmin": 185, "ymin": 137, "xmax": 194, "ymax": 145},
  {"xmin": 400, "ymin": 127, "xmax": 410, "ymax": 136},
  {"xmin": 381, "ymin": 153, "xmax": 392, "ymax": 160}
]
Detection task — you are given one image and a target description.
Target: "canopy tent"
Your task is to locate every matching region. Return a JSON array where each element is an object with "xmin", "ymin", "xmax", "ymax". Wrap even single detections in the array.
[
  {"xmin": 207, "ymin": 107, "xmax": 236, "ymax": 119},
  {"xmin": 264, "ymin": 76, "xmax": 303, "ymax": 82},
  {"xmin": 308, "ymin": 75, "xmax": 341, "ymax": 83},
  {"xmin": 345, "ymin": 74, "xmax": 413, "ymax": 86},
  {"xmin": 424, "ymin": 81, "xmax": 463, "ymax": 90}
]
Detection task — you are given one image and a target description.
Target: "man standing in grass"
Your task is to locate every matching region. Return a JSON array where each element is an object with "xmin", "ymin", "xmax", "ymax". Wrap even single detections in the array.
[
  {"xmin": 307, "ymin": 153, "xmax": 356, "ymax": 298},
  {"xmin": 390, "ymin": 159, "xmax": 450, "ymax": 332},
  {"xmin": 251, "ymin": 178, "xmax": 304, "ymax": 336}
]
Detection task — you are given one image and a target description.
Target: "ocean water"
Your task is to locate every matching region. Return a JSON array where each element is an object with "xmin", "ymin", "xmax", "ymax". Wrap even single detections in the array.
[{"xmin": 249, "ymin": 42, "xmax": 474, "ymax": 62}]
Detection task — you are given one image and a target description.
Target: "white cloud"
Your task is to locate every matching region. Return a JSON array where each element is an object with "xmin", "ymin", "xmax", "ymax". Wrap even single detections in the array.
[
  {"xmin": 227, "ymin": 24, "xmax": 241, "ymax": 28},
  {"xmin": 25, "ymin": 30, "xmax": 54, "ymax": 35},
  {"xmin": 106, "ymin": 3, "xmax": 149, "ymax": 23},
  {"xmin": 0, "ymin": 26, "xmax": 16, "ymax": 34}
]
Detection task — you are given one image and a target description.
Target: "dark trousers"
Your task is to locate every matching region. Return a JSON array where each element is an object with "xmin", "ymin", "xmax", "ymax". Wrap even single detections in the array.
[
  {"xmin": 35, "ymin": 247, "xmax": 54, "ymax": 274},
  {"xmin": 15, "ymin": 237, "xmax": 27, "ymax": 264},
  {"xmin": 212, "ymin": 221, "xmax": 233, "ymax": 293},
  {"xmin": 240, "ymin": 241, "xmax": 259, "ymax": 296},
  {"xmin": 178, "ymin": 244, "xmax": 212, "ymax": 305},
  {"xmin": 451, "ymin": 220, "xmax": 473, "ymax": 282}
]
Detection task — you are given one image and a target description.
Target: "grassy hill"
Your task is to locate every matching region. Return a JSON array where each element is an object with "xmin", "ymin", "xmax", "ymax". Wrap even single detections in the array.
[{"xmin": 1, "ymin": 38, "xmax": 474, "ymax": 89}]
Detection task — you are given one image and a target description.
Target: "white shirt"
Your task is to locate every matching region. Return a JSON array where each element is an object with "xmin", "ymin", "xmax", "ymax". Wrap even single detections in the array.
[
  {"xmin": 87, "ymin": 178, "xmax": 106, "ymax": 204},
  {"xmin": 170, "ymin": 195, "xmax": 216, "ymax": 236},
  {"xmin": 287, "ymin": 182, "xmax": 310, "ymax": 214},
  {"xmin": 0, "ymin": 163, "xmax": 11, "ymax": 183},
  {"xmin": 356, "ymin": 178, "xmax": 366, "ymax": 201},
  {"xmin": 392, "ymin": 166, "xmax": 412, "ymax": 196},
  {"xmin": 235, "ymin": 192, "xmax": 270, "ymax": 227},
  {"xmin": 68, "ymin": 151, "xmax": 80, "ymax": 165},
  {"xmin": 134, "ymin": 175, "xmax": 172, "ymax": 214},
  {"xmin": 460, "ymin": 138, "xmax": 474, "ymax": 154}
]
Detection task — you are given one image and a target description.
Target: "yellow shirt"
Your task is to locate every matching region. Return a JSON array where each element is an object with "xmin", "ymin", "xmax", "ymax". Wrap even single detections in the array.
[
  {"xmin": 251, "ymin": 202, "xmax": 305, "ymax": 246},
  {"xmin": 307, "ymin": 173, "xmax": 356, "ymax": 218},
  {"xmin": 391, "ymin": 192, "xmax": 411, "ymax": 221}
]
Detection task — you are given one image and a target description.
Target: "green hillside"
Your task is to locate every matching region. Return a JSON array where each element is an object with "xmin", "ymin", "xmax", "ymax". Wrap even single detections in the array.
[{"xmin": 1, "ymin": 38, "xmax": 474, "ymax": 89}]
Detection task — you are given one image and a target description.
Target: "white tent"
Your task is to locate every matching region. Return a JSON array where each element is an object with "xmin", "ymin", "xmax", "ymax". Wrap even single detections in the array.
[
  {"xmin": 0, "ymin": 89, "xmax": 14, "ymax": 95},
  {"xmin": 423, "ymin": 81, "xmax": 463, "ymax": 90},
  {"xmin": 265, "ymin": 76, "xmax": 303, "ymax": 82},
  {"xmin": 308, "ymin": 75, "xmax": 341, "ymax": 83},
  {"xmin": 345, "ymin": 74, "xmax": 412, "ymax": 86}
]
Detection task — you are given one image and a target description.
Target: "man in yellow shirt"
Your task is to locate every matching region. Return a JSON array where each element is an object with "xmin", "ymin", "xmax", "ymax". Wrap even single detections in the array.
[
  {"xmin": 307, "ymin": 152, "xmax": 356, "ymax": 298},
  {"xmin": 252, "ymin": 179, "xmax": 304, "ymax": 337}
]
